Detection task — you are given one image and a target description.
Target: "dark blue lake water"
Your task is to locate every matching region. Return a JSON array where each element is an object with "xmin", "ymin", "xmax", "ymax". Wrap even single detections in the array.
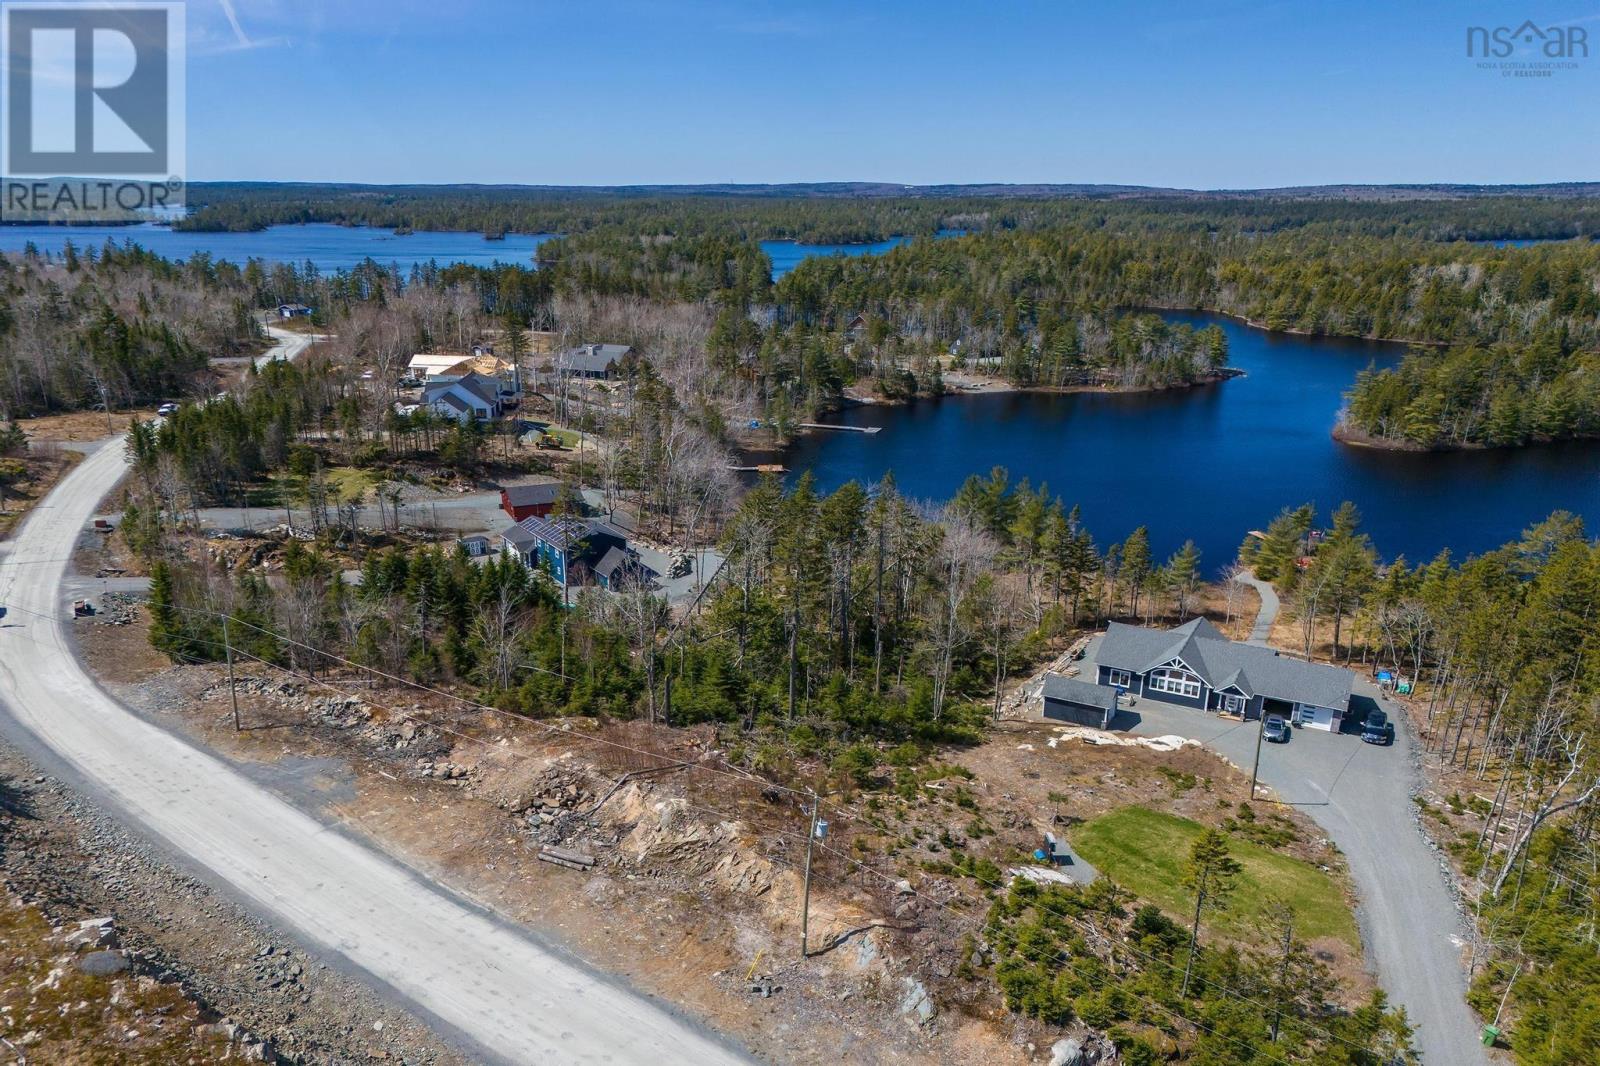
[
  {"xmin": 0, "ymin": 223, "xmax": 555, "ymax": 272},
  {"xmin": 785, "ymin": 311, "xmax": 1600, "ymax": 569}
]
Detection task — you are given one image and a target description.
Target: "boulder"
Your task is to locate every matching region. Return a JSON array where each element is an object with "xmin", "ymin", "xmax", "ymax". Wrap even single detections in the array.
[
  {"xmin": 77, "ymin": 950, "xmax": 130, "ymax": 976},
  {"xmin": 898, "ymin": 976, "xmax": 936, "ymax": 1024}
]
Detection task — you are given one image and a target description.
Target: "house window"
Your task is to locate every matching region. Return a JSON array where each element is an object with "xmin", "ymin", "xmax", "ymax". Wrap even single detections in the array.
[
  {"xmin": 1106, "ymin": 668, "xmax": 1133, "ymax": 689},
  {"xmin": 1148, "ymin": 668, "xmax": 1202, "ymax": 700}
]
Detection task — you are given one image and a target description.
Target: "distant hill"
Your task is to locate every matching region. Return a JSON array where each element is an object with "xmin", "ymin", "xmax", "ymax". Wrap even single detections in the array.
[{"xmin": 185, "ymin": 180, "xmax": 1600, "ymax": 202}]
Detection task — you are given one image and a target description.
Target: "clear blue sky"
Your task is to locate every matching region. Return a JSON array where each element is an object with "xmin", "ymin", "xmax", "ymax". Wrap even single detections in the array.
[{"xmin": 185, "ymin": 1, "xmax": 1598, "ymax": 187}]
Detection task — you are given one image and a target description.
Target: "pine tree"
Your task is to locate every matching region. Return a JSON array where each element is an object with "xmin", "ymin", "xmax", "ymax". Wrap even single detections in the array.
[
  {"xmin": 1121, "ymin": 527, "xmax": 1153, "ymax": 620},
  {"xmin": 1166, "ymin": 540, "xmax": 1202, "ymax": 620},
  {"xmin": 1181, "ymin": 828, "xmax": 1242, "ymax": 996}
]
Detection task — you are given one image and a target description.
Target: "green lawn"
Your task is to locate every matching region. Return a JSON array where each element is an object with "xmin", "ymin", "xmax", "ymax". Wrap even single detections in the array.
[{"xmin": 1073, "ymin": 806, "xmax": 1358, "ymax": 946}]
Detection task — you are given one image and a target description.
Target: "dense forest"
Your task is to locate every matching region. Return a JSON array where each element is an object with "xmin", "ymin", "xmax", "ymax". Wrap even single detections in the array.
[
  {"xmin": 1340, "ymin": 334, "xmax": 1600, "ymax": 449},
  {"xmin": 1241, "ymin": 505, "xmax": 1600, "ymax": 1066},
  {"xmin": 0, "ymin": 242, "xmax": 260, "ymax": 416},
  {"xmin": 171, "ymin": 182, "xmax": 1600, "ymax": 243},
  {"xmin": 10, "ymin": 189, "xmax": 1600, "ymax": 445}
]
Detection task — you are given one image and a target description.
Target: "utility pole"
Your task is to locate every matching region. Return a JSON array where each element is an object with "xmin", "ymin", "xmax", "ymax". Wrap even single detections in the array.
[
  {"xmin": 223, "ymin": 614, "xmax": 241, "ymax": 732},
  {"xmin": 800, "ymin": 790, "xmax": 824, "ymax": 957},
  {"xmin": 1248, "ymin": 710, "xmax": 1268, "ymax": 802}
]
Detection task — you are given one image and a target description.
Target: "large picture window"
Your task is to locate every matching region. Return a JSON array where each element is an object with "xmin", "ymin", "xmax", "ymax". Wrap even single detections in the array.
[
  {"xmin": 1107, "ymin": 668, "xmax": 1133, "ymax": 689},
  {"xmin": 1149, "ymin": 668, "xmax": 1202, "ymax": 700}
]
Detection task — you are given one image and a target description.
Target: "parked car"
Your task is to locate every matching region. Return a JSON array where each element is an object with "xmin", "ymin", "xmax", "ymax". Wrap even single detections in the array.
[
  {"xmin": 1361, "ymin": 709, "xmax": 1394, "ymax": 745},
  {"xmin": 1263, "ymin": 714, "xmax": 1290, "ymax": 743},
  {"xmin": 156, "ymin": 402, "xmax": 179, "ymax": 416}
]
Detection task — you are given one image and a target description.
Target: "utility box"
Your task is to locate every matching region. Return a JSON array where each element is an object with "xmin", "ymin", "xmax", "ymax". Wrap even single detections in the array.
[{"xmin": 1481, "ymin": 1025, "xmax": 1500, "ymax": 1047}]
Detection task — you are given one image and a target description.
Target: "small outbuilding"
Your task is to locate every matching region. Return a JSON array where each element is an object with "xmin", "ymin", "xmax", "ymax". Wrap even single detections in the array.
[
  {"xmin": 500, "ymin": 481, "xmax": 566, "ymax": 521},
  {"xmin": 1041, "ymin": 674, "xmax": 1119, "ymax": 730}
]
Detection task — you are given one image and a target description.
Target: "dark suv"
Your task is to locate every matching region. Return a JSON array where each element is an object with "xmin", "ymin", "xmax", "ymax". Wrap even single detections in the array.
[{"xmin": 1361, "ymin": 709, "xmax": 1394, "ymax": 746}]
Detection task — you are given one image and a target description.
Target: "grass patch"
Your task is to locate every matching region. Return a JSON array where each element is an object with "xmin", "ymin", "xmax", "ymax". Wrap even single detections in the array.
[
  {"xmin": 1073, "ymin": 806, "xmax": 1357, "ymax": 946},
  {"xmin": 541, "ymin": 428, "xmax": 581, "ymax": 449}
]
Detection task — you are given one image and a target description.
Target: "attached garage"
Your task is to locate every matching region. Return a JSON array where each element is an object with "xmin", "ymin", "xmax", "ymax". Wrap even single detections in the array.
[
  {"xmin": 1042, "ymin": 675, "xmax": 1119, "ymax": 730},
  {"xmin": 1294, "ymin": 703, "xmax": 1340, "ymax": 732}
]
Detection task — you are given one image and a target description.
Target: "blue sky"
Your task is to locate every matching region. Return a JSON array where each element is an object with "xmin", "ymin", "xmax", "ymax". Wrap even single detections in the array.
[{"xmin": 183, "ymin": 0, "xmax": 1598, "ymax": 187}]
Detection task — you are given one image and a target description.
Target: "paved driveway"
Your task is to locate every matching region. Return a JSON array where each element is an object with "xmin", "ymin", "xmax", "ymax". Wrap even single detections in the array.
[{"xmin": 1081, "ymin": 637, "xmax": 1489, "ymax": 1064}]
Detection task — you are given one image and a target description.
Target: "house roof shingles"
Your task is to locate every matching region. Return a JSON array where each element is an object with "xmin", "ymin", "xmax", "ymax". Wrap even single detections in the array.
[
  {"xmin": 1096, "ymin": 618, "xmax": 1353, "ymax": 710},
  {"xmin": 500, "ymin": 523, "xmax": 539, "ymax": 551},
  {"xmin": 1042, "ymin": 674, "xmax": 1119, "ymax": 712},
  {"xmin": 501, "ymin": 482, "xmax": 563, "ymax": 508},
  {"xmin": 425, "ymin": 372, "xmax": 499, "ymax": 408},
  {"xmin": 556, "ymin": 343, "xmax": 631, "ymax": 375},
  {"xmin": 431, "ymin": 393, "xmax": 471, "ymax": 416}
]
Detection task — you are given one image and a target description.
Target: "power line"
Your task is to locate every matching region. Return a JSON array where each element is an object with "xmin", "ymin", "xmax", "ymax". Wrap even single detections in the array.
[{"xmin": 120, "ymin": 599, "xmax": 1392, "ymax": 1059}]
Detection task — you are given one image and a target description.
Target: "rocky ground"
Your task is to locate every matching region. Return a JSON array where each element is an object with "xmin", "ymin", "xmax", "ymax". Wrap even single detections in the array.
[
  {"xmin": 0, "ymin": 889, "xmax": 237, "ymax": 1064},
  {"xmin": 0, "ymin": 737, "xmax": 471, "ymax": 1065},
  {"xmin": 72, "ymin": 598, "xmax": 1104, "ymax": 1064}
]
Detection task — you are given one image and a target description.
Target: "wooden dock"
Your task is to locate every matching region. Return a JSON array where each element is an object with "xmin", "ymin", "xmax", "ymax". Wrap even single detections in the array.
[{"xmin": 799, "ymin": 423, "xmax": 882, "ymax": 435}]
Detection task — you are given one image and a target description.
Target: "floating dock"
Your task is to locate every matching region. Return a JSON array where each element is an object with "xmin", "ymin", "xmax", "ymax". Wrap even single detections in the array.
[{"xmin": 799, "ymin": 423, "xmax": 882, "ymax": 434}]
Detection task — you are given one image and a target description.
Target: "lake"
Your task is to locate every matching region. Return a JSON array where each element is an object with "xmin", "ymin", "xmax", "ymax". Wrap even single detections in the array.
[
  {"xmin": 0, "ymin": 223, "xmax": 935, "ymax": 278},
  {"xmin": 0, "ymin": 222, "xmax": 555, "ymax": 272},
  {"xmin": 785, "ymin": 311, "xmax": 1600, "ymax": 569}
]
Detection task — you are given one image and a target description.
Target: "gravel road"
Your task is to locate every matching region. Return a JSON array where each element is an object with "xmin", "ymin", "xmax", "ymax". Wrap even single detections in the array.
[{"xmin": 0, "ymin": 445, "xmax": 751, "ymax": 1058}]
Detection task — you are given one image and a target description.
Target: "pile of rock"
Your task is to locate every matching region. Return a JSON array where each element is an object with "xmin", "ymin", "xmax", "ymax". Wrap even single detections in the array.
[
  {"xmin": 308, "ymin": 693, "xmax": 373, "ymax": 730},
  {"xmin": 416, "ymin": 758, "xmax": 472, "ymax": 783},
  {"xmin": 245, "ymin": 942, "xmax": 305, "ymax": 995},
  {"xmin": 90, "ymin": 592, "xmax": 141, "ymax": 626}
]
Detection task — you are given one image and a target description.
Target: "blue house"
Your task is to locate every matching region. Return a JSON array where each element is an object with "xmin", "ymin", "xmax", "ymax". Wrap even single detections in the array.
[
  {"xmin": 1093, "ymin": 617, "xmax": 1354, "ymax": 732},
  {"xmin": 500, "ymin": 515, "xmax": 655, "ymax": 591}
]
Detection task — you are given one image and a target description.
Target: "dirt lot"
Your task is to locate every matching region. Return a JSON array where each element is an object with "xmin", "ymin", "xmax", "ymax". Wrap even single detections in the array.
[
  {"xmin": 76, "ymin": 609, "xmax": 1035, "ymax": 1064},
  {"xmin": 949, "ymin": 719, "xmax": 1372, "ymax": 996},
  {"xmin": 15, "ymin": 411, "xmax": 141, "ymax": 444},
  {"xmin": 0, "ymin": 447, "xmax": 82, "ymax": 539}
]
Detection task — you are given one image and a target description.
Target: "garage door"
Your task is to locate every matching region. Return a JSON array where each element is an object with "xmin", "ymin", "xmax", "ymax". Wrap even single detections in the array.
[{"xmin": 1297, "ymin": 705, "xmax": 1335, "ymax": 732}]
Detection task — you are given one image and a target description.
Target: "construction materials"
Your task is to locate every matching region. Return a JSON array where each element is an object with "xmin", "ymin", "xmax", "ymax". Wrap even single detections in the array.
[{"xmin": 536, "ymin": 845, "xmax": 596, "ymax": 871}]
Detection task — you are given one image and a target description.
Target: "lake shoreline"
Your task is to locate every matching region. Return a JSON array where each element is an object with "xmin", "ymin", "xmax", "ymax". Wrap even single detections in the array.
[
  {"xmin": 1137, "ymin": 303, "xmax": 1444, "ymax": 348},
  {"xmin": 829, "ymin": 366, "xmax": 1244, "ymax": 418},
  {"xmin": 1331, "ymin": 420, "xmax": 1600, "ymax": 454}
]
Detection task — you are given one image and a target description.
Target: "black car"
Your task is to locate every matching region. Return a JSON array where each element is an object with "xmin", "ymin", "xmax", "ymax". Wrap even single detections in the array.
[
  {"xmin": 1263, "ymin": 714, "xmax": 1290, "ymax": 743},
  {"xmin": 1361, "ymin": 709, "xmax": 1394, "ymax": 745}
]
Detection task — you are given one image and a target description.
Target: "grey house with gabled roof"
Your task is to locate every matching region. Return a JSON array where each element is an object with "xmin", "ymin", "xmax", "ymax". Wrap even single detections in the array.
[
  {"xmin": 1093, "ymin": 617, "xmax": 1354, "ymax": 732},
  {"xmin": 555, "ymin": 343, "xmax": 632, "ymax": 380}
]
